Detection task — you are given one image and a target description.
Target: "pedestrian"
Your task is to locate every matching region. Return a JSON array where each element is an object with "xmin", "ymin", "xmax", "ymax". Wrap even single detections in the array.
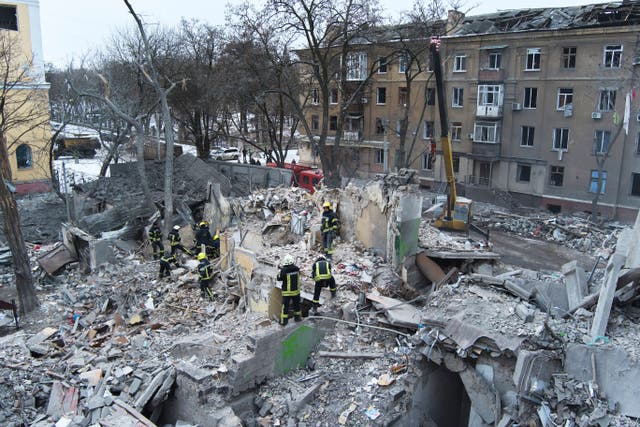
[
  {"xmin": 310, "ymin": 255, "xmax": 337, "ymax": 315},
  {"xmin": 168, "ymin": 225, "xmax": 192, "ymax": 256},
  {"xmin": 196, "ymin": 252, "xmax": 215, "ymax": 299},
  {"xmin": 242, "ymin": 147, "xmax": 248, "ymax": 162},
  {"xmin": 321, "ymin": 201, "xmax": 339, "ymax": 260},
  {"xmin": 148, "ymin": 222, "xmax": 164, "ymax": 259},
  {"xmin": 276, "ymin": 254, "xmax": 302, "ymax": 325},
  {"xmin": 159, "ymin": 253, "xmax": 177, "ymax": 279}
]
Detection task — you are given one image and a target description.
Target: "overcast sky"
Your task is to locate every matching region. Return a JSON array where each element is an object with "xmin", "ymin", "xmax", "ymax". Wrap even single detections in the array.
[{"xmin": 41, "ymin": 0, "xmax": 599, "ymax": 67}]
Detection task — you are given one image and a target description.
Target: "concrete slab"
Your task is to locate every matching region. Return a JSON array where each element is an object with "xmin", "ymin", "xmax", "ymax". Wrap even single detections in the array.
[{"xmin": 459, "ymin": 366, "xmax": 497, "ymax": 424}]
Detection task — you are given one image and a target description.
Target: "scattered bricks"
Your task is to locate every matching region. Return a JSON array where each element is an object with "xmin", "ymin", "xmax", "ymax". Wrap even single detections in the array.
[{"xmin": 128, "ymin": 378, "xmax": 142, "ymax": 395}]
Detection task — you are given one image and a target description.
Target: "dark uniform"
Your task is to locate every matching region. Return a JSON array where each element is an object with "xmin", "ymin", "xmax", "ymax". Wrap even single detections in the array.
[
  {"xmin": 148, "ymin": 224, "xmax": 164, "ymax": 259},
  {"xmin": 193, "ymin": 225, "xmax": 220, "ymax": 259},
  {"xmin": 311, "ymin": 257, "xmax": 337, "ymax": 312},
  {"xmin": 321, "ymin": 207, "xmax": 339, "ymax": 260},
  {"xmin": 277, "ymin": 263, "xmax": 302, "ymax": 325},
  {"xmin": 210, "ymin": 232, "xmax": 220, "ymax": 259},
  {"xmin": 159, "ymin": 253, "xmax": 177, "ymax": 278},
  {"xmin": 197, "ymin": 258, "xmax": 215, "ymax": 297},
  {"xmin": 168, "ymin": 228, "xmax": 191, "ymax": 256}
]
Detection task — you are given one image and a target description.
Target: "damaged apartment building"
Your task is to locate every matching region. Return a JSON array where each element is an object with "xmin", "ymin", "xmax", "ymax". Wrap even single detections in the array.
[{"xmin": 298, "ymin": 1, "xmax": 640, "ymax": 221}]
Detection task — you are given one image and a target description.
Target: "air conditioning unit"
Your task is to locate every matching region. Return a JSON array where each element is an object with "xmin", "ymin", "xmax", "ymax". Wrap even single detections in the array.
[
  {"xmin": 591, "ymin": 112, "xmax": 602, "ymax": 119},
  {"xmin": 512, "ymin": 102, "xmax": 522, "ymax": 111}
]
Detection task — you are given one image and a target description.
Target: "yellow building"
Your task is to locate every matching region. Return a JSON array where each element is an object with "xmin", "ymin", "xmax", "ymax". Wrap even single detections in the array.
[{"xmin": 1, "ymin": 1, "xmax": 51, "ymax": 193}]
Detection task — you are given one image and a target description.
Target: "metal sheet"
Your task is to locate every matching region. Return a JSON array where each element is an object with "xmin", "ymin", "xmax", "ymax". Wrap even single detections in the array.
[{"xmin": 38, "ymin": 244, "xmax": 76, "ymax": 275}]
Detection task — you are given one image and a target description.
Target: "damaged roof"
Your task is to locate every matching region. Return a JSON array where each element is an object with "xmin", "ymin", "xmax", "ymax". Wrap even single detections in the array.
[{"xmin": 452, "ymin": 1, "xmax": 640, "ymax": 36}]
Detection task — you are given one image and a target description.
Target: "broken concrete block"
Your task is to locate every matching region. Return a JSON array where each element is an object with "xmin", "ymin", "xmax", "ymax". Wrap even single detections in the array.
[
  {"xmin": 590, "ymin": 253, "xmax": 625, "ymax": 339},
  {"xmin": 79, "ymin": 368, "xmax": 102, "ymax": 387},
  {"xmin": 288, "ymin": 383, "xmax": 321, "ymax": 415},
  {"xmin": 443, "ymin": 353, "xmax": 466, "ymax": 372},
  {"xmin": 513, "ymin": 350, "xmax": 561, "ymax": 396},
  {"xmin": 515, "ymin": 303, "xmax": 535, "ymax": 323},
  {"xmin": 562, "ymin": 260, "xmax": 587, "ymax": 311},
  {"xmin": 459, "ymin": 366, "xmax": 497, "ymax": 424}
]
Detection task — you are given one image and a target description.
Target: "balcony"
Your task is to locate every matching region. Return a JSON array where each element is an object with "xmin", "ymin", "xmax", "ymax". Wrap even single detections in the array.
[
  {"xmin": 476, "ymin": 105, "xmax": 503, "ymax": 118},
  {"xmin": 471, "ymin": 142, "xmax": 501, "ymax": 158},
  {"xmin": 342, "ymin": 131, "xmax": 362, "ymax": 143},
  {"xmin": 478, "ymin": 69, "xmax": 505, "ymax": 81}
]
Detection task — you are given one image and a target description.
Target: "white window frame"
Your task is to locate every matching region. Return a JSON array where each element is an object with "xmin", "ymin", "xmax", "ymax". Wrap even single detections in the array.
[
  {"xmin": 552, "ymin": 128, "xmax": 569, "ymax": 151},
  {"xmin": 550, "ymin": 166, "xmax": 564, "ymax": 187},
  {"xmin": 473, "ymin": 122, "xmax": 500, "ymax": 143},
  {"xmin": 376, "ymin": 87, "xmax": 386, "ymax": 105},
  {"xmin": 329, "ymin": 88, "xmax": 338, "ymax": 105},
  {"xmin": 525, "ymin": 48, "xmax": 541, "ymax": 71},
  {"xmin": 603, "ymin": 45, "xmax": 622, "ymax": 68},
  {"xmin": 421, "ymin": 152, "xmax": 433, "ymax": 170},
  {"xmin": 451, "ymin": 123, "xmax": 462, "ymax": 141},
  {"xmin": 562, "ymin": 47, "xmax": 576, "ymax": 69},
  {"xmin": 589, "ymin": 170, "xmax": 607, "ymax": 193},
  {"xmin": 594, "ymin": 130, "xmax": 611, "ymax": 154},
  {"xmin": 556, "ymin": 88, "xmax": 573, "ymax": 111},
  {"xmin": 452, "ymin": 87, "xmax": 464, "ymax": 108},
  {"xmin": 377, "ymin": 56, "xmax": 387, "ymax": 74},
  {"xmin": 346, "ymin": 51, "xmax": 368, "ymax": 81},
  {"xmin": 374, "ymin": 149, "xmax": 385, "ymax": 164},
  {"xmin": 521, "ymin": 126, "xmax": 535, "ymax": 147},
  {"xmin": 597, "ymin": 89, "xmax": 616, "ymax": 112},
  {"xmin": 488, "ymin": 52, "xmax": 501, "ymax": 70},
  {"xmin": 398, "ymin": 55, "xmax": 408, "ymax": 73},
  {"xmin": 453, "ymin": 54, "xmax": 466, "ymax": 72},
  {"xmin": 423, "ymin": 121, "xmax": 434, "ymax": 140},
  {"xmin": 477, "ymin": 84, "xmax": 503, "ymax": 107},
  {"xmin": 524, "ymin": 87, "xmax": 537, "ymax": 109}
]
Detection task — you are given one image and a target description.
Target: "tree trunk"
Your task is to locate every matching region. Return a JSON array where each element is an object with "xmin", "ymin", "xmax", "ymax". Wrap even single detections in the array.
[
  {"xmin": 133, "ymin": 128, "xmax": 154, "ymax": 209},
  {"xmin": 0, "ymin": 133, "xmax": 38, "ymax": 314},
  {"xmin": 160, "ymin": 96, "xmax": 175, "ymax": 236}
]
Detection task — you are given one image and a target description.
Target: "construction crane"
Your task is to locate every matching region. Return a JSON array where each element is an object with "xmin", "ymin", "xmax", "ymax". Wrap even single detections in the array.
[{"xmin": 429, "ymin": 37, "xmax": 473, "ymax": 232}]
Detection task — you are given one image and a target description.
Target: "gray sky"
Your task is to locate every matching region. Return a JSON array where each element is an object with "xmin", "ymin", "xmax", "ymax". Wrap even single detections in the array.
[{"xmin": 41, "ymin": 0, "xmax": 599, "ymax": 67}]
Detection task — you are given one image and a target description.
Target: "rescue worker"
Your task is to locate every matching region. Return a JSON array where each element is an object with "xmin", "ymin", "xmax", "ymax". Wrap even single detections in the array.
[
  {"xmin": 276, "ymin": 254, "xmax": 302, "ymax": 325},
  {"xmin": 168, "ymin": 225, "xmax": 192, "ymax": 256},
  {"xmin": 193, "ymin": 221, "xmax": 213, "ymax": 252},
  {"xmin": 310, "ymin": 255, "xmax": 337, "ymax": 315},
  {"xmin": 321, "ymin": 201, "xmax": 339, "ymax": 260},
  {"xmin": 210, "ymin": 229, "xmax": 221, "ymax": 259},
  {"xmin": 148, "ymin": 222, "xmax": 164, "ymax": 259},
  {"xmin": 159, "ymin": 252, "xmax": 177, "ymax": 279},
  {"xmin": 196, "ymin": 252, "xmax": 215, "ymax": 299}
]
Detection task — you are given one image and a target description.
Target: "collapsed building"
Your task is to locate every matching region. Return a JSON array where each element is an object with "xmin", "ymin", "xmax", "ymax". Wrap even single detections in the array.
[{"xmin": 0, "ymin": 163, "xmax": 639, "ymax": 426}]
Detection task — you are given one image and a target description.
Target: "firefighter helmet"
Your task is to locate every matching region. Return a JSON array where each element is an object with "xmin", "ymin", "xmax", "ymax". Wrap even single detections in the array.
[
  {"xmin": 322, "ymin": 201, "xmax": 332, "ymax": 209},
  {"xmin": 199, "ymin": 221, "xmax": 209, "ymax": 228},
  {"xmin": 173, "ymin": 225, "xmax": 180, "ymax": 231},
  {"xmin": 283, "ymin": 254, "xmax": 294, "ymax": 265},
  {"xmin": 197, "ymin": 252, "xmax": 207, "ymax": 261}
]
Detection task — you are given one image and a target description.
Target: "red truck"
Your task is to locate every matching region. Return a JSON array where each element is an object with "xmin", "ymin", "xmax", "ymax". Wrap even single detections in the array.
[{"xmin": 267, "ymin": 162, "xmax": 323, "ymax": 194}]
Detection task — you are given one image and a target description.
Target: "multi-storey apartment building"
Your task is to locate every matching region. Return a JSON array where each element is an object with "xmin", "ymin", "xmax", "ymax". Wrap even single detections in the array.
[
  {"xmin": 0, "ymin": 1, "xmax": 51, "ymax": 193},
  {"xmin": 299, "ymin": 1, "xmax": 640, "ymax": 221}
]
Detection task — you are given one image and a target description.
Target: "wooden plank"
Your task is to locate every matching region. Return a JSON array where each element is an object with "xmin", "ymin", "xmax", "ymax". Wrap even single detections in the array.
[
  {"xmin": 423, "ymin": 249, "xmax": 501, "ymax": 260},
  {"xmin": 112, "ymin": 399, "xmax": 156, "ymax": 427},
  {"xmin": 434, "ymin": 267, "xmax": 458, "ymax": 291},
  {"xmin": 317, "ymin": 351, "xmax": 383, "ymax": 359},
  {"xmin": 590, "ymin": 253, "xmax": 626, "ymax": 339}
]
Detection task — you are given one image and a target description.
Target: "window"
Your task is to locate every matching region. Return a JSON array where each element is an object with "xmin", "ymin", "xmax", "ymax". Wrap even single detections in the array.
[
  {"xmin": 524, "ymin": 87, "xmax": 537, "ymax": 109},
  {"xmin": 594, "ymin": 130, "xmax": 611, "ymax": 154},
  {"xmin": 604, "ymin": 45, "xmax": 622, "ymax": 68},
  {"xmin": 488, "ymin": 52, "xmax": 501, "ymax": 70},
  {"xmin": 375, "ymin": 149, "xmax": 385, "ymax": 164},
  {"xmin": 473, "ymin": 122, "xmax": 500, "ymax": 143},
  {"xmin": 422, "ymin": 153, "xmax": 433, "ymax": 170},
  {"xmin": 426, "ymin": 87, "xmax": 435, "ymax": 106},
  {"xmin": 330, "ymin": 88, "xmax": 338, "ymax": 104},
  {"xmin": 454, "ymin": 55, "xmax": 466, "ymax": 72},
  {"xmin": 329, "ymin": 115, "xmax": 337, "ymax": 131},
  {"xmin": 399, "ymin": 87, "xmax": 407, "ymax": 106},
  {"xmin": 398, "ymin": 55, "xmax": 408, "ymax": 73},
  {"xmin": 598, "ymin": 89, "xmax": 616, "ymax": 112},
  {"xmin": 562, "ymin": 47, "xmax": 576, "ymax": 69},
  {"xmin": 311, "ymin": 115, "xmax": 319, "ymax": 131},
  {"xmin": 376, "ymin": 87, "xmax": 386, "ymax": 104},
  {"xmin": 589, "ymin": 170, "xmax": 607, "ymax": 193},
  {"xmin": 377, "ymin": 56, "xmax": 387, "ymax": 73},
  {"xmin": 553, "ymin": 128, "xmax": 569, "ymax": 151},
  {"xmin": 637, "ymin": 133, "xmax": 640, "ymax": 154},
  {"xmin": 556, "ymin": 88, "xmax": 573, "ymax": 110},
  {"xmin": 346, "ymin": 52, "xmax": 367, "ymax": 81},
  {"xmin": 311, "ymin": 89, "xmax": 319, "ymax": 105},
  {"xmin": 0, "ymin": 6, "xmax": 17, "ymax": 31},
  {"xmin": 521, "ymin": 126, "xmax": 535, "ymax": 147},
  {"xmin": 452, "ymin": 87, "xmax": 464, "ymax": 107},
  {"xmin": 423, "ymin": 121, "xmax": 434, "ymax": 139},
  {"xmin": 632, "ymin": 173, "xmax": 640, "ymax": 196},
  {"xmin": 477, "ymin": 85, "xmax": 503, "ymax": 107},
  {"xmin": 525, "ymin": 48, "xmax": 541, "ymax": 71},
  {"xmin": 375, "ymin": 118, "xmax": 385, "ymax": 135},
  {"xmin": 550, "ymin": 166, "xmax": 564, "ymax": 187},
  {"xmin": 452, "ymin": 155, "xmax": 460, "ymax": 173},
  {"xmin": 451, "ymin": 123, "xmax": 462, "ymax": 141},
  {"xmin": 16, "ymin": 144, "xmax": 32, "ymax": 169},
  {"xmin": 516, "ymin": 164, "xmax": 531, "ymax": 182}
]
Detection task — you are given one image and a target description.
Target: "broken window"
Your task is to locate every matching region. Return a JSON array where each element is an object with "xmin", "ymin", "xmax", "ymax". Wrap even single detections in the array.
[
  {"xmin": 16, "ymin": 144, "xmax": 32, "ymax": 169},
  {"xmin": 311, "ymin": 89, "xmax": 319, "ymax": 104},
  {"xmin": 0, "ymin": 6, "xmax": 17, "ymax": 31},
  {"xmin": 423, "ymin": 121, "xmax": 434, "ymax": 139},
  {"xmin": 556, "ymin": 88, "xmax": 573, "ymax": 111},
  {"xmin": 488, "ymin": 52, "xmax": 501, "ymax": 70},
  {"xmin": 377, "ymin": 56, "xmax": 387, "ymax": 73},
  {"xmin": 375, "ymin": 118, "xmax": 385, "ymax": 135},
  {"xmin": 597, "ymin": 89, "xmax": 616, "ymax": 111},
  {"xmin": 451, "ymin": 123, "xmax": 462, "ymax": 141},
  {"xmin": 398, "ymin": 54, "xmax": 408, "ymax": 73},
  {"xmin": 525, "ymin": 48, "xmax": 541, "ymax": 71},
  {"xmin": 311, "ymin": 115, "xmax": 319, "ymax": 131},
  {"xmin": 594, "ymin": 130, "xmax": 611, "ymax": 154},
  {"xmin": 346, "ymin": 52, "xmax": 367, "ymax": 81},
  {"xmin": 399, "ymin": 87, "xmax": 407, "ymax": 106},
  {"xmin": 553, "ymin": 128, "xmax": 569, "ymax": 151},
  {"xmin": 452, "ymin": 155, "xmax": 460, "ymax": 173},
  {"xmin": 632, "ymin": 173, "xmax": 640, "ymax": 197},
  {"xmin": 454, "ymin": 54, "xmax": 466, "ymax": 72},
  {"xmin": 426, "ymin": 87, "xmax": 436, "ymax": 106},
  {"xmin": 516, "ymin": 164, "xmax": 531, "ymax": 182},
  {"xmin": 374, "ymin": 149, "xmax": 384, "ymax": 164},
  {"xmin": 603, "ymin": 45, "xmax": 622, "ymax": 68},
  {"xmin": 521, "ymin": 126, "xmax": 535, "ymax": 147},
  {"xmin": 452, "ymin": 87, "xmax": 464, "ymax": 107},
  {"xmin": 376, "ymin": 87, "xmax": 386, "ymax": 104},
  {"xmin": 524, "ymin": 87, "xmax": 537, "ymax": 109},
  {"xmin": 550, "ymin": 166, "xmax": 564, "ymax": 187},
  {"xmin": 589, "ymin": 170, "xmax": 607, "ymax": 193},
  {"xmin": 421, "ymin": 152, "xmax": 432, "ymax": 170},
  {"xmin": 562, "ymin": 47, "xmax": 576, "ymax": 69},
  {"xmin": 329, "ymin": 88, "xmax": 338, "ymax": 104},
  {"xmin": 329, "ymin": 115, "xmax": 337, "ymax": 131},
  {"xmin": 478, "ymin": 84, "xmax": 503, "ymax": 107}
]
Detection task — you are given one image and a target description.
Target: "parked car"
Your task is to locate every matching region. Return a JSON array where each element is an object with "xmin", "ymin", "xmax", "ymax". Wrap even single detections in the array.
[
  {"xmin": 210, "ymin": 147, "xmax": 224, "ymax": 158},
  {"xmin": 215, "ymin": 147, "xmax": 241, "ymax": 161}
]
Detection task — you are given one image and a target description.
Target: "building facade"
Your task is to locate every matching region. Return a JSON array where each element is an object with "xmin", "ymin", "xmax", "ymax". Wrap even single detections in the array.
[
  {"xmin": 1, "ymin": 0, "xmax": 51, "ymax": 193},
  {"xmin": 300, "ymin": 2, "xmax": 640, "ymax": 221}
]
